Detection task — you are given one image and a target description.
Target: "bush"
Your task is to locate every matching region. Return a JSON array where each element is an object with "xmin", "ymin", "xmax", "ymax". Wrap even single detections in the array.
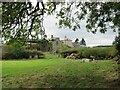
[
  {"xmin": 2, "ymin": 45, "xmax": 45, "ymax": 60},
  {"xmin": 26, "ymin": 50, "xmax": 45, "ymax": 59},
  {"xmin": 2, "ymin": 45, "xmax": 27, "ymax": 59},
  {"xmin": 60, "ymin": 47, "xmax": 117, "ymax": 60},
  {"xmin": 58, "ymin": 44, "xmax": 71, "ymax": 52},
  {"xmin": 60, "ymin": 49, "xmax": 78, "ymax": 58}
]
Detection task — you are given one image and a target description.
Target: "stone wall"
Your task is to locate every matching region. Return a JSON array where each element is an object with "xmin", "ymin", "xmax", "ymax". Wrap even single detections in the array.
[
  {"xmin": 51, "ymin": 38, "xmax": 62, "ymax": 52},
  {"xmin": 62, "ymin": 39, "xmax": 73, "ymax": 47}
]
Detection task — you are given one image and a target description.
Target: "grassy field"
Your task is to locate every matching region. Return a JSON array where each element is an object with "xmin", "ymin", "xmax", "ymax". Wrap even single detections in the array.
[{"xmin": 2, "ymin": 53, "xmax": 119, "ymax": 88}]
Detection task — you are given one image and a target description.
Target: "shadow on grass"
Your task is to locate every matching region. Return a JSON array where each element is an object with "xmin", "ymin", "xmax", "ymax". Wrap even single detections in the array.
[{"xmin": 3, "ymin": 72, "xmax": 117, "ymax": 88}]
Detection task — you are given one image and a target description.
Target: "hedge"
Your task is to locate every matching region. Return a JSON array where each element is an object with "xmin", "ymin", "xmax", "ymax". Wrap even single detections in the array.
[
  {"xmin": 59, "ymin": 47, "xmax": 117, "ymax": 60},
  {"xmin": 2, "ymin": 45, "xmax": 45, "ymax": 60}
]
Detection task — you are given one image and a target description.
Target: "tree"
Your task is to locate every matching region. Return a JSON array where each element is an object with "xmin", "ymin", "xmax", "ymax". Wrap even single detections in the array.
[
  {"xmin": 1, "ymin": 2, "xmax": 120, "ymax": 40},
  {"xmin": 1, "ymin": 1, "xmax": 120, "ymax": 55},
  {"xmin": 80, "ymin": 38, "xmax": 86, "ymax": 46},
  {"xmin": 113, "ymin": 31, "xmax": 120, "ymax": 56},
  {"xmin": 75, "ymin": 38, "xmax": 79, "ymax": 43},
  {"xmin": 1, "ymin": 2, "xmax": 58, "ymax": 40}
]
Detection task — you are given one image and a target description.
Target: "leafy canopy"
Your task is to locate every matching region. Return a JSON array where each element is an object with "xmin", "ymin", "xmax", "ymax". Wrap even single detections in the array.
[{"xmin": 1, "ymin": 1, "xmax": 120, "ymax": 41}]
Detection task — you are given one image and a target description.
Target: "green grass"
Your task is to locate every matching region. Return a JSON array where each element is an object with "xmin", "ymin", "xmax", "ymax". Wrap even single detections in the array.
[{"xmin": 2, "ymin": 53, "xmax": 119, "ymax": 88}]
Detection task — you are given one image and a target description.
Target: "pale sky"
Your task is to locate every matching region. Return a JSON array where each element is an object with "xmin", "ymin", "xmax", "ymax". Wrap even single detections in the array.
[
  {"xmin": 30, "ymin": 1, "xmax": 118, "ymax": 47},
  {"xmin": 43, "ymin": 15, "xmax": 118, "ymax": 47}
]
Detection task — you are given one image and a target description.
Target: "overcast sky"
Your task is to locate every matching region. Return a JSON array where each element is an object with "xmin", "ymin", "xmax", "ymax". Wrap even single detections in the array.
[
  {"xmin": 30, "ymin": 0, "xmax": 118, "ymax": 47},
  {"xmin": 43, "ymin": 15, "xmax": 118, "ymax": 47}
]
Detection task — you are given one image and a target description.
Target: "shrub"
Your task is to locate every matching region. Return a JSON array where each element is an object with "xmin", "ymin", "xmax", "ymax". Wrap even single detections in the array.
[
  {"xmin": 2, "ymin": 45, "xmax": 27, "ymax": 59},
  {"xmin": 58, "ymin": 44, "xmax": 71, "ymax": 52},
  {"xmin": 60, "ymin": 47, "xmax": 117, "ymax": 60},
  {"xmin": 60, "ymin": 49, "xmax": 78, "ymax": 58},
  {"xmin": 27, "ymin": 50, "xmax": 45, "ymax": 59},
  {"xmin": 2, "ymin": 45, "xmax": 45, "ymax": 60}
]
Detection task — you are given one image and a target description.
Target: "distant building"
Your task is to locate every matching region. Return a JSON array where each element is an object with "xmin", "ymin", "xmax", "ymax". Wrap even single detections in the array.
[
  {"xmin": 27, "ymin": 39, "xmax": 52, "ymax": 52},
  {"xmin": 50, "ymin": 35, "xmax": 88, "ymax": 51},
  {"xmin": 26, "ymin": 35, "xmax": 87, "ymax": 52},
  {"xmin": 72, "ymin": 42, "xmax": 80, "ymax": 48},
  {"xmin": 61, "ymin": 38, "xmax": 73, "ymax": 47},
  {"xmin": 73, "ymin": 38, "xmax": 87, "ymax": 48},
  {"xmin": 50, "ymin": 35, "xmax": 62, "ymax": 52},
  {"xmin": 49, "ymin": 35, "xmax": 74, "ymax": 52}
]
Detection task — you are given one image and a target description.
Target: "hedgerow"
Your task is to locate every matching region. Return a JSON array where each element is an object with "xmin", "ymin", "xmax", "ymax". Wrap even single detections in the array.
[{"xmin": 59, "ymin": 47, "xmax": 117, "ymax": 60}]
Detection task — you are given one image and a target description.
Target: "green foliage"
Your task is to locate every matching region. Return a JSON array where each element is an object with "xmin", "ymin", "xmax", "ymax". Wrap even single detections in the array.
[
  {"xmin": 60, "ymin": 47, "xmax": 117, "ymax": 60},
  {"xmin": 60, "ymin": 49, "xmax": 78, "ymax": 58},
  {"xmin": 114, "ymin": 32, "xmax": 120, "ymax": 55},
  {"xmin": 2, "ymin": 2, "xmax": 120, "ymax": 40},
  {"xmin": 2, "ymin": 40, "xmax": 45, "ymax": 60},
  {"xmin": 1, "ymin": 2, "xmax": 120, "ymax": 59},
  {"xmin": 26, "ymin": 50, "xmax": 45, "ymax": 59},
  {"xmin": 58, "ymin": 44, "xmax": 71, "ymax": 53},
  {"xmin": 2, "ymin": 45, "xmax": 27, "ymax": 59},
  {"xmin": 80, "ymin": 38, "xmax": 86, "ymax": 46},
  {"xmin": 113, "ymin": 32, "xmax": 120, "ymax": 63},
  {"xmin": 2, "ymin": 46, "xmax": 45, "ymax": 60},
  {"xmin": 1, "ymin": 2, "xmax": 63, "ymax": 41},
  {"xmin": 2, "ymin": 40, "xmax": 26, "ymax": 59},
  {"xmin": 75, "ymin": 38, "xmax": 79, "ymax": 43},
  {"xmin": 56, "ymin": 2, "xmax": 120, "ymax": 33}
]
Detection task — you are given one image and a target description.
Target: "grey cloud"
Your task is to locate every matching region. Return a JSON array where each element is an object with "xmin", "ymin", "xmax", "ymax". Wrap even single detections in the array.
[{"xmin": 43, "ymin": 15, "xmax": 118, "ymax": 47}]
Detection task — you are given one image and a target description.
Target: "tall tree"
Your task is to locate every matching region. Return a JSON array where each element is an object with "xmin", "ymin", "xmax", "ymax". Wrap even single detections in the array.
[
  {"xmin": 75, "ymin": 38, "xmax": 79, "ymax": 43},
  {"xmin": 114, "ymin": 31, "xmax": 120, "ymax": 56},
  {"xmin": 80, "ymin": 38, "xmax": 86, "ymax": 46},
  {"xmin": 1, "ymin": 2, "xmax": 58, "ymax": 40},
  {"xmin": 1, "ymin": 2, "xmax": 120, "ymax": 40}
]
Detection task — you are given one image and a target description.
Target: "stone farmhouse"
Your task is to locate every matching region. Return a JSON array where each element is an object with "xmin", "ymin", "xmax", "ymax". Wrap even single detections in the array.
[
  {"xmin": 49, "ymin": 35, "xmax": 86, "ymax": 52},
  {"xmin": 0, "ymin": 35, "xmax": 86, "ymax": 53}
]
